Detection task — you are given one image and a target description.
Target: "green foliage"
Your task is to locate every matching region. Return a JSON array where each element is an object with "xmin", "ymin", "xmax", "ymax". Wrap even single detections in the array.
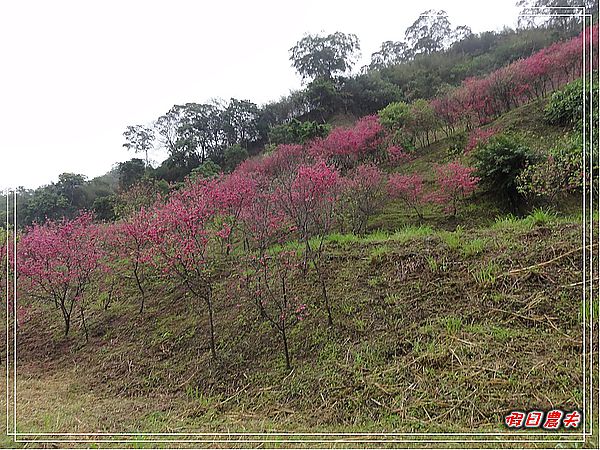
[
  {"xmin": 289, "ymin": 32, "xmax": 360, "ymax": 82},
  {"xmin": 544, "ymin": 78, "xmax": 587, "ymax": 126},
  {"xmin": 223, "ymin": 144, "xmax": 249, "ymax": 172},
  {"xmin": 406, "ymin": 99, "xmax": 439, "ymax": 147},
  {"xmin": 473, "ymin": 134, "xmax": 538, "ymax": 210},
  {"xmin": 268, "ymin": 119, "xmax": 331, "ymax": 146},
  {"xmin": 92, "ymin": 196, "xmax": 117, "ymax": 222},
  {"xmin": 122, "ymin": 125, "xmax": 155, "ymax": 167},
  {"xmin": 117, "ymin": 158, "xmax": 146, "ymax": 190},
  {"xmin": 190, "ymin": 160, "xmax": 222, "ymax": 180},
  {"xmin": 21, "ymin": 173, "xmax": 90, "ymax": 224},
  {"xmin": 340, "ymin": 73, "xmax": 403, "ymax": 117},
  {"xmin": 304, "ymin": 78, "xmax": 345, "ymax": 121},
  {"xmin": 517, "ymin": 133, "xmax": 584, "ymax": 201},
  {"xmin": 378, "ymin": 101, "xmax": 411, "ymax": 131},
  {"xmin": 446, "ymin": 131, "xmax": 468, "ymax": 157}
]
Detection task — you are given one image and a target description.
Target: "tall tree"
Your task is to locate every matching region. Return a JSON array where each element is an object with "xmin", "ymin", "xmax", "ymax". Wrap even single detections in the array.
[
  {"xmin": 516, "ymin": 0, "xmax": 598, "ymax": 34},
  {"xmin": 289, "ymin": 32, "xmax": 360, "ymax": 82},
  {"xmin": 405, "ymin": 10, "xmax": 471, "ymax": 57},
  {"xmin": 221, "ymin": 99, "xmax": 261, "ymax": 149},
  {"xmin": 176, "ymin": 102, "xmax": 224, "ymax": 163},
  {"xmin": 123, "ymin": 125, "xmax": 155, "ymax": 168},
  {"xmin": 369, "ymin": 41, "xmax": 411, "ymax": 69},
  {"xmin": 405, "ymin": 10, "xmax": 453, "ymax": 55}
]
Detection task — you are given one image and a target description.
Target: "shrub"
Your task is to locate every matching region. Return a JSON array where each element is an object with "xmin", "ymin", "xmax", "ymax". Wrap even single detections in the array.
[
  {"xmin": 269, "ymin": 119, "xmax": 331, "ymax": 146},
  {"xmin": 473, "ymin": 134, "xmax": 537, "ymax": 211},
  {"xmin": 517, "ymin": 134, "xmax": 583, "ymax": 202},
  {"xmin": 190, "ymin": 160, "xmax": 222, "ymax": 179},
  {"xmin": 544, "ymin": 78, "xmax": 598, "ymax": 127}
]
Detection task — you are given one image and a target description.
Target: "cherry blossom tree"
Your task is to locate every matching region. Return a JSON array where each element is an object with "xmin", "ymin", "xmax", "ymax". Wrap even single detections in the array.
[
  {"xmin": 241, "ymin": 251, "xmax": 306, "ymax": 369},
  {"xmin": 309, "ymin": 116, "xmax": 385, "ymax": 170},
  {"xmin": 386, "ymin": 145, "xmax": 410, "ymax": 167},
  {"xmin": 276, "ymin": 161, "xmax": 341, "ymax": 326},
  {"xmin": 111, "ymin": 207, "xmax": 156, "ymax": 313},
  {"xmin": 146, "ymin": 179, "xmax": 220, "ymax": 358},
  {"xmin": 387, "ymin": 173, "xmax": 427, "ymax": 219},
  {"xmin": 18, "ymin": 212, "xmax": 103, "ymax": 339},
  {"xmin": 341, "ymin": 164, "xmax": 387, "ymax": 234},
  {"xmin": 431, "ymin": 161, "xmax": 479, "ymax": 216}
]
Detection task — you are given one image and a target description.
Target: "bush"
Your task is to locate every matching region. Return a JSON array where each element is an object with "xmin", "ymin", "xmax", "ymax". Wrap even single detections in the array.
[
  {"xmin": 190, "ymin": 160, "xmax": 222, "ymax": 179},
  {"xmin": 223, "ymin": 144, "xmax": 249, "ymax": 173},
  {"xmin": 544, "ymin": 77, "xmax": 599, "ymax": 128},
  {"xmin": 268, "ymin": 119, "xmax": 331, "ymax": 146},
  {"xmin": 473, "ymin": 134, "xmax": 537, "ymax": 211},
  {"xmin": 446, "ymin": 131, "xmax": 467, "ymax": 157},
  {"xmin": 517, "ymin": 133, "xmax": 583, "ymax": 202},
  {"xmin": 378, "ymin": 101, "xmax": 411, "ymax": 131}
]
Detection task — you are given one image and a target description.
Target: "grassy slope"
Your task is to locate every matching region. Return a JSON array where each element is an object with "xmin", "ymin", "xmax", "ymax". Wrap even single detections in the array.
[{"xmin": 3, "ymin": 100, "xmax": 597, "ymax": 447}]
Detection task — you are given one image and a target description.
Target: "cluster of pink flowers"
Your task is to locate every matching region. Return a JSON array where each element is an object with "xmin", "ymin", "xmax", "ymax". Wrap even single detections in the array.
[
  {"xmin": 464, "ymin": 127, "xmax": 498, "ymax": 154},
  {"xmin": 432, "ymin": 25, "xmax": 598, "ymax": 128}
]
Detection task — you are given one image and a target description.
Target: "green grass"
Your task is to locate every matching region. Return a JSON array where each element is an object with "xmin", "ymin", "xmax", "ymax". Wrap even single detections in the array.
[
  {"xmin": 368, "ymin": 244, "xmax": 391, "ymax": 264},
  {"xmin": 439, "ymin": 227, "xmax": 464, "ymax": 250},
  {"xmin": 523, "ymin": 207, "xmax": 556, "ymax": 227},
  {"xmin": 461, "ymin": 237, "xmax": 487, "ymax": 257},
  {"xmin": 472, "ymin": 261, "xmax": 499, "ymax": 285}
]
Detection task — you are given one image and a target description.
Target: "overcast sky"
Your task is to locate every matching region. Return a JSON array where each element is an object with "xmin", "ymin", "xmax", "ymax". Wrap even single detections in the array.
[{"xmin": 0, "ymin": 0, "xmax": 520, "ymax": 190}]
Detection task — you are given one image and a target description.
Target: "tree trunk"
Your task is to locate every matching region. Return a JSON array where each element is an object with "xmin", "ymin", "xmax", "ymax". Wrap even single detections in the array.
[
  {"xmin": 281, "ymin": 327, "xmax": 291, "ymax": 370},
  {"xmin": 80, "ymin": 306, "xmax": 88, "ymax": 343},
  {"xmin": 134, "ymin": 264, "xmax": 145, "ymax": 314},
  {"xmin": 313, "ymin": 256, "xmax": 333, "ymax": 327},
  {"xmin": 205, "ymin": 288, "xmax": 217, "ymax": 359}
]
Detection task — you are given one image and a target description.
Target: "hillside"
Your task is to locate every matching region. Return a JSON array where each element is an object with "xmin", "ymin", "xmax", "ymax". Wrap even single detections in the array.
[{"xmin": 3, "ymin": 97, "xmax": 595, "ymax": 447}]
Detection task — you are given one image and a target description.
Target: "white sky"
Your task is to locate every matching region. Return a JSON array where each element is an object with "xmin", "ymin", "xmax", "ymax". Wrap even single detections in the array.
[{"xmin": 0, "ymin": 0, "xmax": 519, "ymax": 190}]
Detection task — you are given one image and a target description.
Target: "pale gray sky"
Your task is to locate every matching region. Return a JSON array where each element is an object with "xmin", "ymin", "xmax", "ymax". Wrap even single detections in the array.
[{"xmin": 0, "ymin": 0, "xmax": 520, "ymax": 190}]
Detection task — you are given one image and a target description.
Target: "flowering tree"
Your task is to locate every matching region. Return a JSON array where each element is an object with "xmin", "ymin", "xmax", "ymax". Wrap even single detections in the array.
[
  {"xmin": 309, "ymin": 116, "xmax": 384, "ymax": 169},
  {"xmin": 18, "ymin": 212, "xmax": 103, "ymax": 338},
  {"xmin": 241, "ymin": 251, "xmax": 306, "ymax": 369},
  {"xmin": 431, "ymin": 161, "xmax": 479, "ymax": 216},
  {"xmin": 211, "ymin": 172, "xmax": 259, "ymax": 254},
  {"xmin": 386, "ymin": 145, "xmax": 410, "ymax": 167},
  {"xmin": 276, "ymin": 161, "xmax": 340, "ymax": 326},
  {"xmin": 387, "ymin": 173, "xmax": 427, "ymax": 219},
  {"xmin": 111, "ymin": 207, "xmax": 156, "ymax": 313},
  {"xmin": 405, "ymin": 99, "xmax": 439, "ymax": 148},
  {"xmin": 432, "ymin": 25, "xmax": 598, "ymax": 129},
  {"xmin": 341, "ymin": 164, "xmax": 387, "ymax": 234},
  {"xmin": 146, "ymin": 179, "xmax": 220, "ymax": 358}
]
